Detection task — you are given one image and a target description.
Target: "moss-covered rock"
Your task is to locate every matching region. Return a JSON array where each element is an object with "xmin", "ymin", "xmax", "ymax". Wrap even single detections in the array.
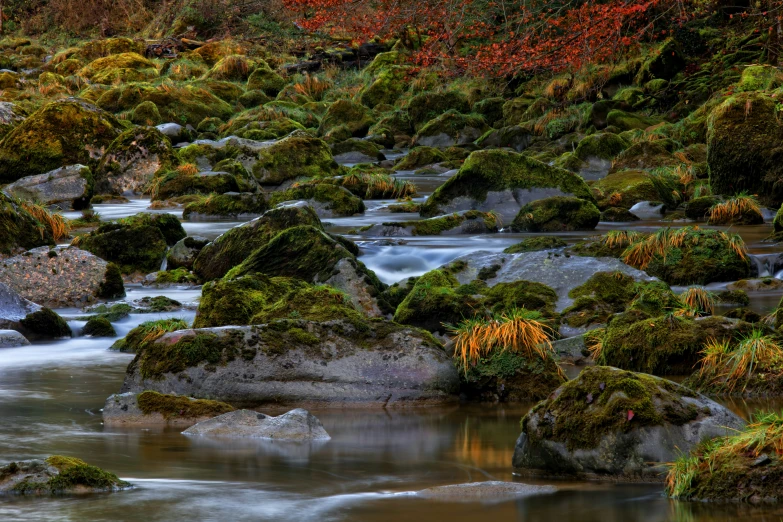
[
  {"xmin": 413, "ymin": 110, "xmax": 488, "ymax": 148},
  {"xmin": 224, "ymin": 116, "xmax": 304, "ymax": 140},
  {"xmin": 610, "ymin": 140, "xmax": 679, "ymax": 173},
  {"xmin": 1, "ymin": 456, "xmax": 131, "ymax": 495},
  {"xmin": 252, "ymin": 134, "xmax": 341, "ymax": 185},
  {"xmin": 0, "ymin": 193, "xmax": 55, "ymax": 256},
  {"xmin": 591, "ymin": 170, "xmax": 661, "ymax": 210},
  {"xmin": 503, "ymin": 236, "xmax": 567, "ymax": 253},
  {"xmin": 599, "ymin": 315, "xmax": 757, "ymax": 375},
  {"xmin": 182, "ymin": 192, "xmax": 268, "ymax": 219},
  {"xmin": 110, "ymin": 318, "xmax": 188, "ymax": 353},
  {"xmin": 82, "ymin": 316, "xmax": 116, "ymax": 337},
  {"xmin": 194, "ymin": 274, "xmax": 364, "ymax": 328},
  {"xmin": 366, "ymin": 210, "xmax": 499, "ymax": 236},
  {"xmin": 512, "ymin": 196, "xmax": 600, "ymax": 232},
  {"xmin": 246, "ymin": 64, "xmax": 287, "ymax": 96},
  {"xmin": 359, "ymin": 66, "xmax": 407, "ymax": 108},
  {"xmin": 20, "ymin": 308, "xmax": 72, "ymax": 339},
  {"xmin": 131, "ymin": 101, "xmax": 162, "ymax": 126},
  {"xmin": 318, "ymin": 100, "xmax": 375, "ymax": 138},
  {"xmin": 269, "ymin": 184, "xmax": 364, "ymax": 217},
  {"xmin": 685, "ymin": 195, "xmax": 720, "ymax": 220},
  {"xmin": 420, "ymin": 149, "xmax": 594, "ymax": 220},
  {"xmin": 707, "ymin": 92, "xmax": 783, "ymax": 206},
  {"xmin": 513, "ymin": 366, "xmax": 742, "ymax": 480},
  {"xmin": 606, "ymin": 110, "xmax": 661, "ymax": 131},
  {"xmin": 154, "ymin": 170, "xmax": 251, "ymax": 201},
  {"xmin": 408, "ymin": 91, "xmax": 470, "ymax": 130},
  {"xmin": 461, "ymin": 349, "xmax": 566, "ymax": 402},
  {"xmin": 79, "ymin": 52, "xmax": 158, "ymax": 84},
  {"xmin": 394, "ymin": 146, "xmax": 447, "ymax": 171},
  {"xmin": 192, "ymin": 203, "xmax": 321, "ymax": 280},
  {"xmin": 96, "ymin": 127, "xmax": 176, "ymax": 195},
  {"xmin": 0, "ymin": 99, "xmax": 122, "ymax": 182}
]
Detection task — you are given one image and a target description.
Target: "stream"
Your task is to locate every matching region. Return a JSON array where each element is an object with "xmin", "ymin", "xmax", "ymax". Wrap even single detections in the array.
[{"xmin": 6, "ymin": 172, "xmax": 783, "ymax": 520}]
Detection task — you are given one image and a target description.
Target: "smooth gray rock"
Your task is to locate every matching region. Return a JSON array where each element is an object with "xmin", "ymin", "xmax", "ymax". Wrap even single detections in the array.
[
  {"xmin": 360, "ymin": 211, "xmax": 496, "ymax": 237},
  {"xmin": 629, "ymin": 201, "xmax": 666, "ymax": 220},
  {"xmin": 156, "ymin": 123, "xmax": 192, "ymax": 144},
  {"xmin": 183, "ymin": 408, "xmax": 331, "ymax": 440},
  {"xmin": 447, "ymin": 250, "xmax": 655, "ymax": 311},
  {"xmin": 512, "ymin": 367, "xmax": 746, "ymax": 481},
  {"xmin": 434, "ymin": 187, "xmax": 571, "ymax": 224},
  {"xmin": 102, "ymin": 392, "xmax": 229, "ymax": 427},
  {"xmin": 0, "ymin": 329, "xmax": 30, "ymax": 348},
  {"xmin": 417, "ymin": 481, "xmax": 557, "ymax": 503},
  {"xmin": 120, "ymin": 322, "xmax": 459, "ymax": 406},
  {"xmin": 3, "ymin": 164, "xmax": 91, "ymax": 209}
]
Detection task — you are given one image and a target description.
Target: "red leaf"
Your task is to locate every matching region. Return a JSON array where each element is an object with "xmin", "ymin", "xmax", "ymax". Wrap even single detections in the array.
[{"xmin": 627, "ymin": 410, "xmax": 635, "ymax": 421}]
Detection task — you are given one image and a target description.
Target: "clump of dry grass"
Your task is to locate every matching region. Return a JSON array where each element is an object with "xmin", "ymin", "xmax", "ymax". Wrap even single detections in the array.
[
  {"xmin": 293, "ymin": 73, "xmax": 332, "ymax": 101},
  {"xmin": 177, "ymin": 163, "xmax": 200, "ymax": 176},
  {"xmin": 21, "ymin": 201, "xmax": 70, "ymax": 241},
  {"xmin": 708, "ymin": 193, "xmax": 761, "ymax": 225},
  {"xmin": 679, "ymin": 286, "xmax": 715, "ymax": 316},
  {"xmin": 600, "ymin": 230, "xmax": 641, "ymax": 250},
  {"xmin": 696, "ymin": 330, "xmax": 783, "ymax": 391},
  {"xmin": 622, "ymin": 227, "xmax": 688, "ymax": 269},
  {"xmin": 448, "ymin": 308, "xmax": 560, "ymax": 376},
  {"xmin": 342, "ymin": 171, "xmax": 417, "ymax": 199}
]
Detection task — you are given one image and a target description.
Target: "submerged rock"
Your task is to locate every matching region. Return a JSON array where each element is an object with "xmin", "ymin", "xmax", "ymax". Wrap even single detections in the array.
[
  {"xmin": 0, "ymin": 456, "xmax": 130, "ymax": 495},
  {"xmin": 3, "ymin": 164, "xmax": 93, "ymax": 210},
  {"xmin": 183, "ymin": 408, "xmax": 331, "ymax": 440},
  {"xmin": 416, "ymin": 481, "xmax": 557, "ymax": 503},
  {"xmin": 119, "ymin": 321, "xmax": 459, "ymax": 406},
  {"xmin": 512, "ymin": 366, "xmax": 745, "ymax": 481},
  {"xmin": 103, "ymin": 391, "xmax": 235, "ymax": 427},
  {"xmin": 0, "ymin": 246, "xmax": 125, "ymax": 307}
]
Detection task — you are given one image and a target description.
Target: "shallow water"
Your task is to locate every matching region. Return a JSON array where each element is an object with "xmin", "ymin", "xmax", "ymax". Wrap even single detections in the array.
[{"xmin": 14, "ymin": 173, "xmax": 783, "ymax": 520}]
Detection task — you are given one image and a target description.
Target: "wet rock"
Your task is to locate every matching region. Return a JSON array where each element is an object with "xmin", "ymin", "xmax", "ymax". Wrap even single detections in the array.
[
  {"xmin": 445, "ymin": 250, "xmax": 655, "ymax": 311},
  {"xmin": 512, "ymin": 366, "xmax": 745, "ymax": 481},
  {"xmin": 2, "ymin": 164, "xmax": 92, "ymax": 210},
  {"xmin": 119, "ymin": 321, "xmax": 459, "ymax": 406},
  {"xmin": 511, "ymin": 196, "xmax": 600, "ymax": 232},
  {"xmin": 183, "ymin": 408, "xmax": 331, "ymax": 440},
  {"xmin": 416, "ymin": 481, "xmax": 557, "ymax": 503},
  {"xmin": 0, "ymin": 246, "xmax": 124, "ymax": 307},
  {"xmin": 183, "ymin": 192, "xmax": 268, "ymax": 220},
  {"xmin": 166, "ymin": 236, "xmax": 210, "ymax": 270},
  {"xmin": 95, "ymin": 127, "xmax": 176, "ymax": 195},
  {"xmin": 0, "ymin": 456, "xmax": 130, "ymax": 495},
  {"xmin": 156, "ymin": 122, "xmax": 193, "ymax": 144},
  {"xmin": 361, "ymin": 210, "xmax": 499, "ymax": 237},
  {"xmin": 102, "ymin": 391, "xmax": 235, "ymax": 427},
  {"xmin": 0, "ymin": 282, "xmax": 41, "ymax": 331},
  {"xmin": 0, "ymin": 329, "xmax": 30, "ymax": 348},
  {"xmin": 629, "ymin": 201, "xmax": 665, "ymax": 219},
  {"xmin": 0, "ymin": 192, "xmax": 55, "ymax": 257},
  {"xmin": 268, "ymin": 185, "xmax": 364, "ymax": 218},
  {"xmin": 420, "ymin": 149, "xmax": 594, "ymax": 223},
  {"xmin": 20, "ymin": 308, "xmax": 71, "ymax": 339},
  {"xmin": 412, "ymin": 110, "xmax": 488, "ymax": 148}
]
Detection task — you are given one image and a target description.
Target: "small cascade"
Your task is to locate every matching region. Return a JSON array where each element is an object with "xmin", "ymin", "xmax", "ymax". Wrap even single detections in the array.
[
  {"xmin": 160, "ymin": 253, "xmax": 168, "ymax": 272},
  {"xmin": 748, "ymin": 253, "xmax": 781, "ymax": 278}
]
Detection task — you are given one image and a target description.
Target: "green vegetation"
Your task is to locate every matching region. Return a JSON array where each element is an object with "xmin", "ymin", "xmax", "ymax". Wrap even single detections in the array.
[{"xmin": 136, "ymin": 391, "xmax": 234, "ymax": 420}]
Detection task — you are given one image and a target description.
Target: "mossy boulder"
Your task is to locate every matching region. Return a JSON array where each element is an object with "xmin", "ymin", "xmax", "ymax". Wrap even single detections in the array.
[
  {"xmin": 421, "ymin": 149, "xmax": 594, "ymax": 222},
  {"xmin": 599, "ymin": 315, "xmax": 757, "ymax": 375},
  {"xmin": 318, "ymin": 100, "xmax": 375, "ymax": 138},
  {"xmin": 461, "ymin": 349, "xmax": 566, "ymax": 402},
  {"xmin": 182, "ymin": 192, "xmax": 268, "ymax": 219},
  {"xmin": 475, "ymin": 125, "xmax": 533, "ymax": 152},
  {"xmin": 252, "ymin": 134, "xmax": 341, "ymax": 185},
  {"xmin": 606, "ymin": 110, "xmax": 660, "ymax": 131},
  {"xmin": 0, "ymin": 193, "xmax": 55, "ymax": 256},
  {"xmin": 79, "ymin": 213, "xmax": 185, "ymax": 274},
  {"xmin": 408, "ymin": 91, "xmax": 470, "ymax": 131},
  {"xmin": 82, "ymin": 316, "xmax": 116, "ymax": 337},
  {"xmin": 225, "ymin": 116, "xmax": 304, "ymax": 140},
  {"xmin": 20, "ymin": 308, "xmax": 72, "ymax": 339},
  {"xmin": 269, "ymin": 184, "xmax": 364, "ymax": 218},
  {"xmin": 131, "ymin": 101, "xmax": 162, "ymax": 126},
  {"xmin": 193, "ymin": 203, "xmax": 323, "ymax": 281},
  {"xmin": 194, "ymin": 274, "xmax": 364, "ymax": 328},
  {"xmin": 413, "ymin": 111, "xmax": 488, "ymax": 148},
  {"xmin": 0, "ymin": 456, "xmax": 131, "ymax": 495},
  {"xmin": 359, "ymin": 66, "xmax": 407, "ymax": 108},
  {"xmin": 737, "ymin": 64, "xmax": 783, "ymax": 92},
  {"xmin": 330, "ymin": 138, "xmax": 384, "ymax": 162},
  {"xmin": 246, "ymin": 65, "xmax": 287, "ymax": 96},
  {"xmin": 96, "ymin": 127, "xmax": 176, "ymax": 195},
  {"xmin": 364, "ymin": 210, "xmax": 499, "ymax": 236},
  {"xmin": 394, "ymin": 146, "xmax": 447, "ymax": 171},
  {"xmin": 0, "ymin": 99, "xmax": 122, "ymax": 182},
  {"xmin": 512, "ymin": 366, "xmax": 744, "ymax": 480},
  {"xmin": 610, "ymin": 140, "xmax": 679, "ymax": 173},
  {"xmin": 707, "ymin": 92, "xmax": 783, "ymax": 206},
  {"xmin": 511, "ymin": 196, "xmax": 600, "ymax": 232},
  {"xmin": 591, "ymin": 170, "xmax": 660, "ymax": 210},
  {"xmin": 79, "ymin": 52, "xmax": 158, "ymax": 84},
  {"xmin": 153, "ymin": 171, "xmax": 251, "ymax": 201},
  {"xmin": 685, "ymin": 195, "xmax": 720, "ymax": 220},
  {"xmin": 103, "ymin": 391, "xmax": 235, "ymax": 427},
  {"xmin": 392, "ymin": 270, "xmax": 481, "ymax": 333}
]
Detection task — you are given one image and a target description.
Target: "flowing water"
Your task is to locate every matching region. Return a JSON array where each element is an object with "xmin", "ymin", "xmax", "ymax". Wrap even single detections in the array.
[{"xmin": 7, "ymin": 175, "xmax": 783, "ymax": 520}]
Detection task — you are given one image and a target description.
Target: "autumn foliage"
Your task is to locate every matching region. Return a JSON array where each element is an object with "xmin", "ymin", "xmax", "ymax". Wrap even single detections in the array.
[{"xmin": 283, "ymin": 0, "xmax": 677, "ymax": 75}]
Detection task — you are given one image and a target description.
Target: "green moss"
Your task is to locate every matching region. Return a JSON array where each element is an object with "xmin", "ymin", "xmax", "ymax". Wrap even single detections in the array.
[
  {"xmin": 318, "ymin": 100, "xmax": 375, "ymax": 137},
  {"xmin": 82, "ymin": 316, "xmax": 116, "ymax": 337},
  {"xmin": 119, "ymin": 213, "xmax": 185, "ymax": 245},
  {"xmin": 523, "ymin": 366, "xmax": 698, "ymax": 451},
  {"xmin": 503, "ymin": 236, "xmax": 567, "ymax": 253},
  {"xmin": 83, "ymin": 303, "xmax": 132, "ymax": 322},
  {"xmin": 394, "ymin": 146, "xmax": 447, "ymax": 170},
  {"xmin": 131, "ymin": 101, "xmax": 162, "ymax": 126},
  {"xmin": 247, "ymin": 66, "xmax": 287, "ymax": 96},
  {"xmin": 137, "ymin": 390, "xmax": 234, "ymax": 419},
  {"xmin": 512, "ymin": 196, "xmax": 600, "ymax": 232},
  {"xmin": 20, "ymin": 308, "xmax": 72, "ymax": 338},
  {"xmin": 0, "ymin": 99, "xmax": 122, "ymax": 183},
  {"xmin": 331, "ymin": 138, "xmax": 383, "ymax": 158},
  {"xmin": 360, "ymin": 66, "xmax": 407, "ymax": 108},
  {"xmin": 573, "ymin": 132, "xmax": 630, "ymax": 160},
  {"xmin": 154, "ymin": 171, "xmax": 250, "ymax": 201},
  {"xmin": 591, "ymin": 169, "xmax": 660, "ymax": 210},
  {"xmin": 193, "ymin": 203, "xmax": 323, "ymax": 281},
  {"xmin": 414, "ymin": 110, "xmax": 488, "ymax": 140},
  {"xmin": 225, "ymin": 116, "xmax": 304, "ymax": 140},
  {"xmin": 393, "ymin": 269, "xmax": 480, "ymax": 333},
  {"xmin": 252, "ymin": 134, "xmax": 341, "ymax": 185},
  {"xmin": 408, "ymin": 91, "xmax": 470, "ymax": 130},
  {"xmin": 110, "ymin": 318, "xmax": 188, "ymax": 354},
  {"xmin": 79, "ymin": 222, "xmax": 167, "ymax": 274},
  {"xmin": 382, "ymin": 210, "xmax": 499, "ymax": 235},
  {"xmin": 183, "ymin": 193, "xmax": 268, "ymax": 219},
  {"xmin": 269, "ymin": 184, "xmax": 364, "ymax": 216},
  {"xmin": 421, "ymin": 149, "xmax": 594, "ymax": 217},
  {"xmin": 737, "ymin": 65, "xmax": 783, "ymax": 91},
  {"xmin": 96, "ymin": 127, "xmax": 176, "ymax": 194},
  {"xmin": 482, "ymin": 281, "xmax": 557, "ymax": 315},
  {"xmin": 7, "ymin": 455, "xmax": 130, "ymax": 494},
  {"xmin": 606, "ymin": 110, "xmax": 660, "ymax": 131},
  {"xmin": 194, "ymin": 274, "xmax": 364, "ymax": 328},
  {"xmin": 134, "ymin": 330, "xmax": 245, "ymax": 379},
  {"xmin": 79, "ymin": 52, "xmax": 158, "ymax": 84},
  {"xmin": 0, "ymin": 193, "xmax": 54, "ymax": 255},
  {"xmin": 149, "ymin": 268, "xmax": 199, "ymax": 285}
]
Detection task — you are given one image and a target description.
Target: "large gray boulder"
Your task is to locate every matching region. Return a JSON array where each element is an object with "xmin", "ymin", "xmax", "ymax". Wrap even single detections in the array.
[
  {"xmin": 120, "ymin": 320, "xmax": 459, "ymax": 406},
  {"xmin": 446, "ymin": 250, "xmax": 654, "ymax": 311},
  {"xmin": 3, "ymin": 164, "xmax": 92, "ymax": 210},
  {"xmin": 512, "ymin": 366, "xmax": 745, "ymax": 481},
  {"xmin": 183, "ymin": 408, "xmax": 331, "ymax": 440},
  {"xmin": 0, "ymin": 329, "xmax": 30, "ymax": 348},
  {"xmin": 0, "ymin": 246, "xmax": 124, "ymax": 307}
]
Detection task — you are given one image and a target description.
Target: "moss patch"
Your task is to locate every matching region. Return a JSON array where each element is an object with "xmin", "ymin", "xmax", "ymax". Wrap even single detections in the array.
[{"xmin": 136, "ymin": 390, "xmax": 234, "ymax": 420}]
